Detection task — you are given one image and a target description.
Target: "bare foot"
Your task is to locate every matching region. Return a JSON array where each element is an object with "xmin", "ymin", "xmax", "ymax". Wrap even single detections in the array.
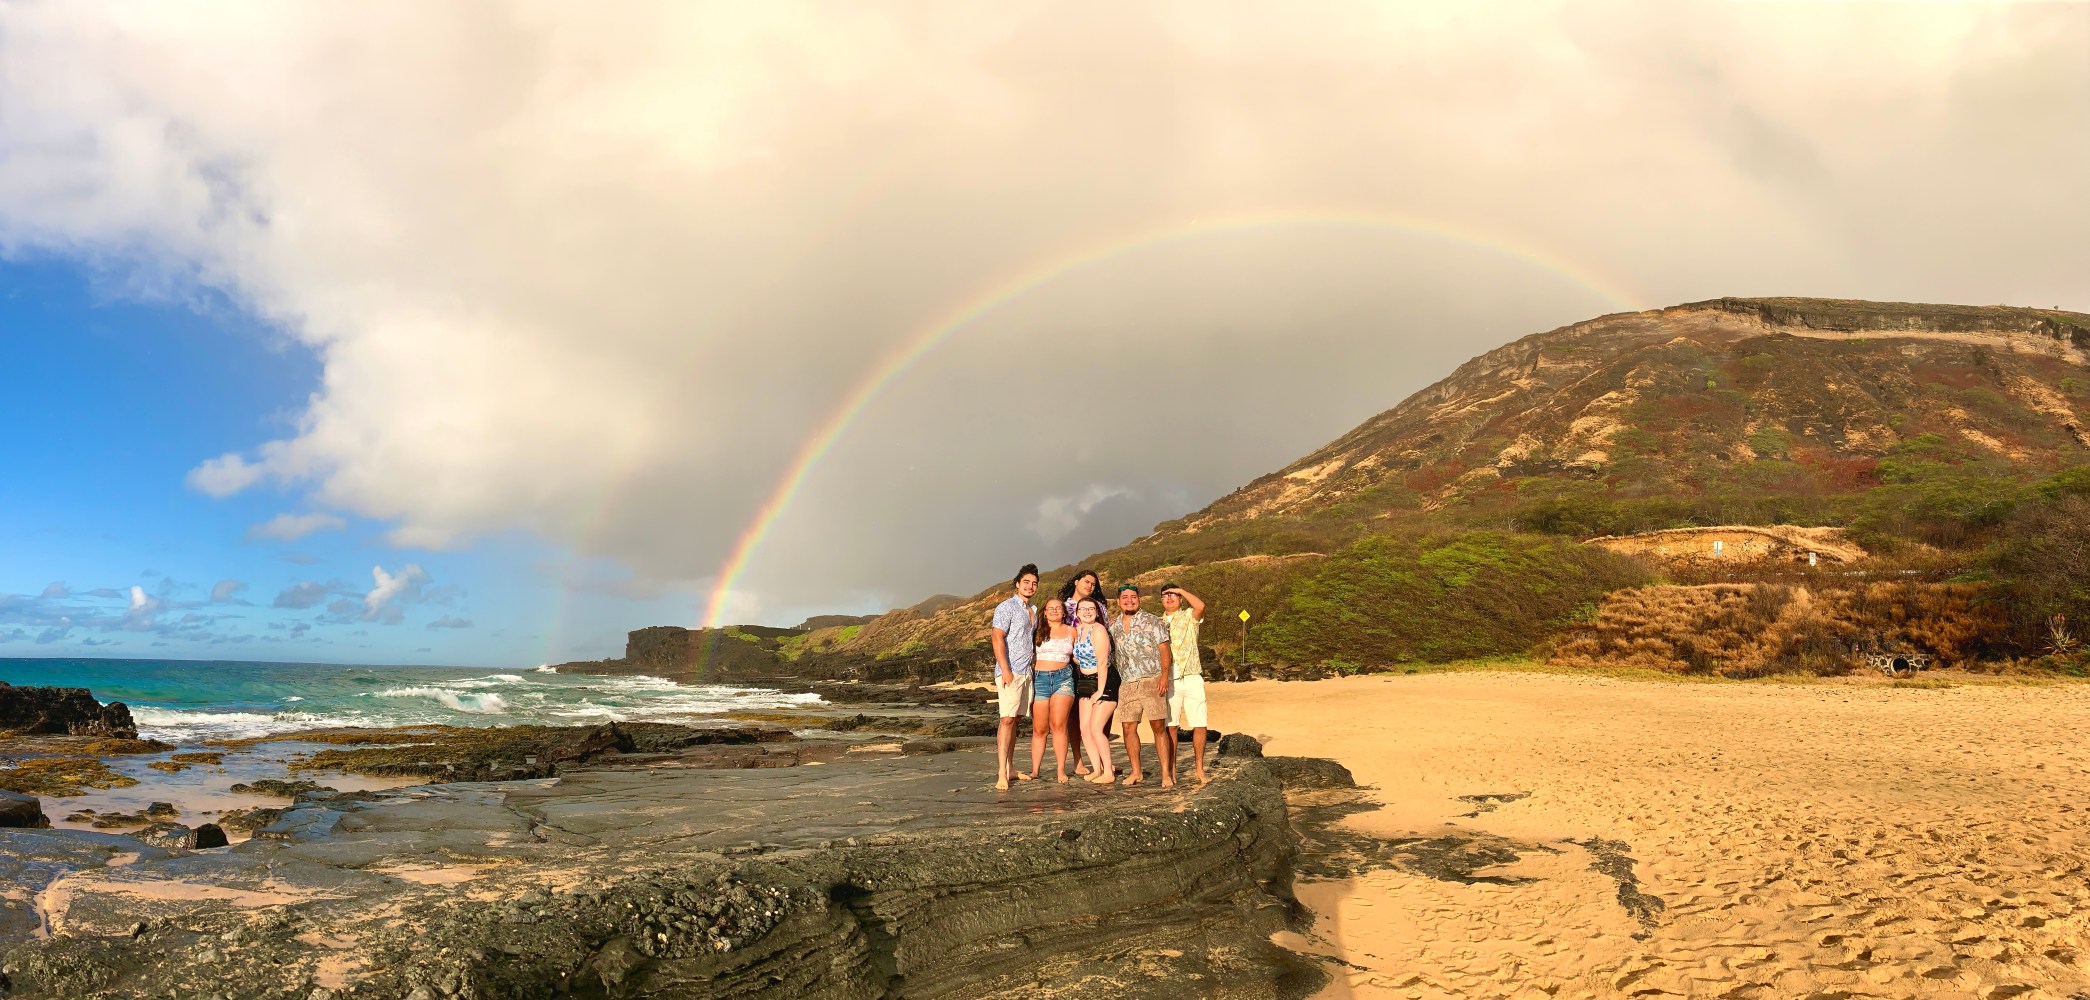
[
  {"xmin": 1121, "ymin": 774, "xmax": 1144, "ymax": 786},
  {"xmin": 1084, "ymin": 772, "xmax": 1112, "ymax": 784},
  {"xmin": 1160, "ymin": 776, "xmax": 1176, "ymax": 788},
  {"xmin": 1013, "ymin": 772, "xmax": 1035, "ymax": 782},
  {"xmin": 995, "ymin": 776, "xmax": 1010, "ymax": 791},
  {"xmin": 1196, "ymin": 770, "xmax": 1209, "ymax": 784},
  {"xmin": 1056, "ymin": 773, "xmax": 1068, "ymax": 784}
]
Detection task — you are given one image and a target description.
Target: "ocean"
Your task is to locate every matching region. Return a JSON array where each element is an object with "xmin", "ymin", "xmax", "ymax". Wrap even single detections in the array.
[{"xmin": 0, "ymin": 657, "xmax": 822, "ymax": 743}]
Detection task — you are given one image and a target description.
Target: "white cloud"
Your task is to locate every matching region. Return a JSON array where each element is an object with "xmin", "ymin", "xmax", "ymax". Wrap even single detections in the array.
[
  {"xmin": 273, "ymin": 579, "xmax": 343, "ymax": 609},
  {"xmin": 0, "ymin": 3, "xmax": 2083, "ymax": 616},
  {"xmin": 1028, "ymin": 485, "xmax": 1133, "ymax": 543},
  {"xmin": 245, "ymin": 512, "xmax": 347, "ymax": 542},
  {"xmin": 186, "ymin": 453, "xmax": 266, "ymax": 498},
  {"xmin": 362, "ymin": 563, "xmax": 431, "ymax": 625},
  {"xmin": 209, "ymin": 579, "xmax": 249, "ymax": 603},
  {"xmin": 120, "ymin": 585, "xmax": 163, "ymax": 631},
  {"xmin": 426, "ymin": 615, "xmax": 473, "ymax": 630},
  {"xmin": 39, "ymin": 581, "xmax": 67, "ymax": 599}
]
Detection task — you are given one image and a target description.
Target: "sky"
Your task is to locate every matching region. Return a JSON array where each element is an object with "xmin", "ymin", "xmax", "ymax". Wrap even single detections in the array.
[{"xmin": 1, "ymin": 1, "xmax": 2086, "ymax": 667}]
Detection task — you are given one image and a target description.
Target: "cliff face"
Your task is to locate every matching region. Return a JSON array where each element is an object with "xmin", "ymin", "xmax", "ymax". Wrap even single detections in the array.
[
  {"xmin": 560, "ymin": 621, "xmax": 973, "ymax": 685},
  {"xmin": 0, "ymin": 683, "xmax": 137, "ymax": 739}
]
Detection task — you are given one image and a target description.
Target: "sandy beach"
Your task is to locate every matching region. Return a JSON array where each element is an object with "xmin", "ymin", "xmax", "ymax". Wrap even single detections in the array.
[{"xmin": 1216, "ymin": 671, "xmax": 2090, "ymax": 999}]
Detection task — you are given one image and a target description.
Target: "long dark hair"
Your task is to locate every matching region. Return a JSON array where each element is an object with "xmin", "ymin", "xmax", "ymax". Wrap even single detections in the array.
[{"xmin": 1057, "ymin": 568, "xmax": 1101, "ymax": 624}]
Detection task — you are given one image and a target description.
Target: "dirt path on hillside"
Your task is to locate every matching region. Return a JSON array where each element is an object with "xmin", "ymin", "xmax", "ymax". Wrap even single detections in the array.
[{"xmin": 1212, "ymin": 672, "xmax": 2090, "ymax": 999}]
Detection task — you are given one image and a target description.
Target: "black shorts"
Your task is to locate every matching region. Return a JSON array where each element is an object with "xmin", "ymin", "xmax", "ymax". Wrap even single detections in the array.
[{"xmin": 1074, "ymin": 671, "xmax": 1098, "ymax": 699}]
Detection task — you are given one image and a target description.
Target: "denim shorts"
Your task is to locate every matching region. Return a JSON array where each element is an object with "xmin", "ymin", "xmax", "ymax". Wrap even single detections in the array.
[{"xmin": 1031, "ymin": 666, "xmax": 1075, "ymax": 700}]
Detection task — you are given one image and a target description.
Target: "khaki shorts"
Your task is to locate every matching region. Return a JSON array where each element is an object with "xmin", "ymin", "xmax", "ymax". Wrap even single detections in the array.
[
  {"xmin": 1168, "ymin": 673, "xmax": 1207, "ymax": 729},
  {"xmin": 1116, "ymin": 677, "xmax": 1166, "ymax": 726},
  {"xmin": 996, "ymin": 674, "xmax": 1032, "ymax": 719}
]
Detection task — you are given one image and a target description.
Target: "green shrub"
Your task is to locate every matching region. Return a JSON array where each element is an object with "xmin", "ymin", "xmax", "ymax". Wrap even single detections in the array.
[
  {"xmin": 1257, "ymin": 530, "xmax": 1651, "ymax": 668},
  {"xmin": 1748, "ymin": 427, "xmax": 1794, "ymax": 459},
  {"xmin": 1982, "ymin": 490, "xmax": 2090, "ymax": 655}
]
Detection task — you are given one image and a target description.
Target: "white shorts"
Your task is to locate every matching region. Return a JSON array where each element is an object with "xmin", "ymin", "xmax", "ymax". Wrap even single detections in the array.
[
  {"xmin": 1168, "ymin": 673, "xmax": 1207, "ymax": 729},
  {"xmin": 996, "ymin": 674, "xmax": 1033, "ymax": 719}
]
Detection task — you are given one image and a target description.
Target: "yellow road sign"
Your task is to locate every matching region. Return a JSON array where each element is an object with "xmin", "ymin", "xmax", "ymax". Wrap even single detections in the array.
[{"xmin": 1238, "ymin": 610, "xmax": 1250, "ymax": 622}]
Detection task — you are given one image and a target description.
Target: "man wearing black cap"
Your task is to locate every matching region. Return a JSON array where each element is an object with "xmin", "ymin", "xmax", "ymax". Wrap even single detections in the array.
[{"xmin": 1109, "ymin": 583, "xmax": 1174, "ymax": 787}]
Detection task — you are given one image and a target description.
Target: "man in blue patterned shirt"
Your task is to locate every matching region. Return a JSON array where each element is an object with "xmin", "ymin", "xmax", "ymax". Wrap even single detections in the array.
[{"xmin": 989, "ymin": 563, "xmax": 1039, "ymax": 790}]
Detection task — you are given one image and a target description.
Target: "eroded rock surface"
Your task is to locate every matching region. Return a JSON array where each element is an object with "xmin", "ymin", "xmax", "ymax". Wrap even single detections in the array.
[
  {"xmin": 0, "ymin": 791, "xmax": 46, "ymax": 829},
  {"xmin": 1, "ymin": 739, "xmax": 1321, "ymax": 999},
  {"xmin": 0, "ymin": 684, "xmax": 136, "ymax": 739}
]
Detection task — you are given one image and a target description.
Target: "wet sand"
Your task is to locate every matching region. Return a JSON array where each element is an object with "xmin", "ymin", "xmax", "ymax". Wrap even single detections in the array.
[{"xmin": 1214, "ymin": 671, "xmax": 2090, "ymax": 999}]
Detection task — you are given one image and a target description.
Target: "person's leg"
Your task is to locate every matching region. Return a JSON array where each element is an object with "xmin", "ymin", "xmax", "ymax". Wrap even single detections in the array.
[
  {"xmin": 1164, "ymin": 682, "xmax": 1182, "ymax": 768},
  {"xmin": 1069, "ymin": 704, "xmax": 1087, "ymax": 774},
  {"xmin": 996, "ymin": 716, "xmax": 1017, "ymax": 790},
  {"xmin": 1154, "ymin": 719, "xmax": 1175, "ymax": 787},
  {"xmin": 1083, "ymin": 702, "xmax": 1112, "ymax": 782},
  {"xmin": 994, "ymin": 675, "xmax": 1029, "ymax": 789},
  {"xmin": 1050, "ymin": 695, "xmax": 1073, "ymax": 781},
  {"xmin": 1179, "ymin": 674, "xmax": 1209, "ymax": 782},
  {"xmin": 1094, "ymin": 702, "xmax": 1118, "ymax": 780},
  {"xmin": 1122, "ymin": 706, "xmax": 1145, "ymax": 785},
  {"xmin": 1075, "ymin": 698, "xmax": 1096, "ymax": 772},
  {"xmin": 1026, "ymin": 696, "xmax": 1048, "ymax": 779}
]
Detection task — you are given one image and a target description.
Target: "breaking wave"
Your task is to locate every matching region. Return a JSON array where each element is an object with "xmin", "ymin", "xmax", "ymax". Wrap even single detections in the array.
[
  {"xmin": 63, "ymin": 661, "xmax": 826, "ymax": 743},
  {"xmin": 370, "ymin": 686, "xmax": 512, "ymax": 715}
]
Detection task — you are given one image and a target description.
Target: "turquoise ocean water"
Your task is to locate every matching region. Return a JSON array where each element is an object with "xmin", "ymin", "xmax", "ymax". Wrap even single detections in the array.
[{"xmin": 0, "ymin": 658, "xmax": 820, "ymax": 743}]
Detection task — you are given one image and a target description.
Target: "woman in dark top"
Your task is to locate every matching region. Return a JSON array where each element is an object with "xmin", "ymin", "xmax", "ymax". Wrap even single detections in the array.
[
  {"xmin": 1057, "ymin": 569, "xmax": 1103, "ymax": 772},
  {"xmin": 1072, "ymin": 596, "xmax": 1118, "ymax": 784}
]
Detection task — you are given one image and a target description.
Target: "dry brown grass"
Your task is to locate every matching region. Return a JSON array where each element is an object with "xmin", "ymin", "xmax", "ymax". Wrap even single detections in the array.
[{"xmin": 1548, "ymin": 581, "xmax": 2005, "ymax": 677}]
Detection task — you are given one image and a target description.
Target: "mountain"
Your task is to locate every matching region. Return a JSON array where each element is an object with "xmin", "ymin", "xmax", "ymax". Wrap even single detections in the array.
[
  {"xmin": 557, "ymin": 297, "xmax": 2090, "ymax": 683},
  {"xmin": 1185, "ymin": 297, "xmax": 2087, "ymax": 527}
]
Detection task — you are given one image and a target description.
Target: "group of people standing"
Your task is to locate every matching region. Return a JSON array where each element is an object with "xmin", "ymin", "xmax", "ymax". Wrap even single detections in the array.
[{"xmin": 988, "ymin": 563, "xmax": 1211, "ymax": 791}]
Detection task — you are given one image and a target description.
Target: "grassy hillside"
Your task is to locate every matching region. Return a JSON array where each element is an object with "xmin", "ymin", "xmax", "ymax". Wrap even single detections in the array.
[{"xmin": 560, "ymin": 298, "xmax": 2090, "ymax": 682}]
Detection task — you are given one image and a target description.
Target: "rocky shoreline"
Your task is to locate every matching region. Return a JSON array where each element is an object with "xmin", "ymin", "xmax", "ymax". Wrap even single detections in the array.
[
  {"xmin": 0, "ymin": 682, "xmax": 138, "ymax": 739},
  {"xmin": 3, "ymin": 736, "xmax": 1333, "ymax": 998},
  {"xmin": 2, "ymin": 682, "xmax": 1374, "ymax": 998}
]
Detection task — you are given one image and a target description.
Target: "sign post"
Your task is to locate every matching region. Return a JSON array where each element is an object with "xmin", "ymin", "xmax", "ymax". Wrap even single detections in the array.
[{"xmin": 1238, "ymin": 609, "xmax": 1251, "ymax": 677}]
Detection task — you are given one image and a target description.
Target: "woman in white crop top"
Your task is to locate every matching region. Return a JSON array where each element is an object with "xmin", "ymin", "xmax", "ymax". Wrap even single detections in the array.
[{"xmin": 1024, "ymin": 598, "xmax": 1078, "ymax": 782}]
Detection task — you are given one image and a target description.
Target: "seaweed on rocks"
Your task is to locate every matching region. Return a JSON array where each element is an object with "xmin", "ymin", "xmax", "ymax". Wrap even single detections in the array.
[
  {"xmin": 226, "ymin": 779, "xmax": 333, "ymax": 799},
  {"xmin": 214, "ymin": 806, "xmax": 286, "ymax": 834},
  {"xmin": 0, "ymin": 757, "xmax": 138, "ymax": 797},
  {"xmin": 146, "ymin": 751, "xmax": 223, "ymax": 774},
  {"xmin": 821, "ymin": 713, "xmax": 997, "ymax": 738},
  {"xmin": 256, "ymin": 722, "xmax": 795, "ymax": 781},
  {"xmin": 1262, "ymin": 756, "xmax": 1357, "ymax": 791}
]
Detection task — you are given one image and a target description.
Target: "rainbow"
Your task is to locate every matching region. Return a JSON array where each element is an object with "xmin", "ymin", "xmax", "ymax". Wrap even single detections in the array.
[{"xmin": 685, "ymin": 208, "xmax": 1646, "ymax": 628}]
